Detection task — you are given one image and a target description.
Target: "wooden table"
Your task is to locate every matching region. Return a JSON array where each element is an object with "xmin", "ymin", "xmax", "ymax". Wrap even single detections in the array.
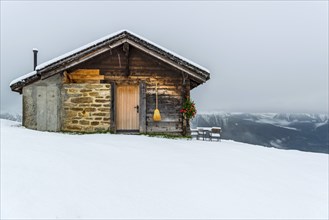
[{"xmin": 197, "ymin": 127, "xmax": 211, "ymax": 141}]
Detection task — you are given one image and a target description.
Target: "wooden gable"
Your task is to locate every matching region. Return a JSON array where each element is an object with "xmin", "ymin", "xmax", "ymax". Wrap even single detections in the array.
[{"xmin": 10, "ymin": 30, "xmax": 210, "ymax": 93}]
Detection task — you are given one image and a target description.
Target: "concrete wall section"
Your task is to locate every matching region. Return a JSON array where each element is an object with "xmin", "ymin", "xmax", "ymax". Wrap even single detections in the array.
[
  {"xmin": 22, "ymin": 86, "xmax": 37, "ymax": 129},
  {"xmin": 22, "ymin": 74, "xmax": 61, "ymax": 131},
  {"xmin": 46, "ymin": 86, "xmax": 61, "ymax": 131},
  {"xmin": 36, "ymin": 86, "xmax": 47, "ymax": 131}
]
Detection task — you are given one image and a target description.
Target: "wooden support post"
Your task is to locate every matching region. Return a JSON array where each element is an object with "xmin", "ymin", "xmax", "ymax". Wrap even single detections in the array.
[
  {"xmin": 181, "ymin": 75, "xmax": 187, "ymax": 136},
  {"xmin": 139, "ymin": 81, "xmax": 146, "ymax": 133},
  {"xmin": 123, "ymin": 42, "xmax": 130, "ymax": 77},
  {"xmin": 185, "ymin": 79, "xmax": 191, "ymax": 136},
  {"xmin": 181, "ymin": 72, "xmax": 190, "ymax": 136},
  {"xmin": 110, "ymin": 82, "xmax": 116, "ymax": 133}
]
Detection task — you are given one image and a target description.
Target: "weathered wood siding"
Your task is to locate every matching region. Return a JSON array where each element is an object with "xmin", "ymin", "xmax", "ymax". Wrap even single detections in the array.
[{"xmin": 69, "ymin": 46, "xmax": 189, "ymax": 134}]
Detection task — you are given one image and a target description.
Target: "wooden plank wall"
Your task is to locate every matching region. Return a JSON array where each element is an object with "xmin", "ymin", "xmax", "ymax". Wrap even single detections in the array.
[
  {"xmin": 63, "ymin": 69, "xmax": 104, "ymax": 83},
  {"xmin": 69, "ymin": 46, "xmax": 189, "ymax": 134}
]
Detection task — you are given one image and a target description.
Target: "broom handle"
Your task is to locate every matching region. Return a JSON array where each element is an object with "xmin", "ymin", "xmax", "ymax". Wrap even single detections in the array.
[{"xmin": 156, "ymin": 82, "xmax": 158, "ymax": 109}]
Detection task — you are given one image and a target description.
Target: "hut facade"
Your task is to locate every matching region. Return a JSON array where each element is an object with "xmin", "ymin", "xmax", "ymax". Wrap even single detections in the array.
[{"xmin": 10, "ymin": 30, "xmax": 210, "ymax": 135}]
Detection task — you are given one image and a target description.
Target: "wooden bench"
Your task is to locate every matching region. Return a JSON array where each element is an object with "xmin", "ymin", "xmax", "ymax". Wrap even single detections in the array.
[
  {"xmin": 191, "ymin": 128, "xmax": 200, "ymax": 140},
  {"xmin": 191, "ymin": 127, "xmax": 221, "ymax": 141},
  {"xmin": 210, "ymin": 127, "xmax": 221, "ymax": 141},
  {"xmin": 191, "ymin": 128, "xmax": 208, "ymax": 140}
]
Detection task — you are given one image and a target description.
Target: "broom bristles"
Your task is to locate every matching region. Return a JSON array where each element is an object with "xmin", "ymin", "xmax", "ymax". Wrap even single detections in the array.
[{"xmin": 153, "ymin": 109, "xmax": 161, "ymax": 121}]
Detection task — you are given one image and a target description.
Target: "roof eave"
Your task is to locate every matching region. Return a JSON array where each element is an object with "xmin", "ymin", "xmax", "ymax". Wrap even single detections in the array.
[
  {"xmin": 10, "ymin": 30, "xmax": 210, "ymax": 92},
  {"xmin": 10, "ymin": 73, "xmax": 41, "ymax": 93},
  {"xmin": 39, "ymin": 36, "xmax": 209, "ymax": 83}
]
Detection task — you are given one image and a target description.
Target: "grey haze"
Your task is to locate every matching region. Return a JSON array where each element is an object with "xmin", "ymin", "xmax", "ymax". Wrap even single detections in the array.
[{"xmin": 1, "ymin": 1, "xmax": 328, "ymax": 114}]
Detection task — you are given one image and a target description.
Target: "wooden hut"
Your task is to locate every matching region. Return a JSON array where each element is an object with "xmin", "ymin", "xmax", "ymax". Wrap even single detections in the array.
[{"xmin": 10, "ymin": 30, "xmax": 210, "ymax": 135}]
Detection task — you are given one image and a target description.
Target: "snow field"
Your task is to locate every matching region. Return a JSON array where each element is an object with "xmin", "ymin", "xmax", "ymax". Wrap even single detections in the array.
[{"xmin": 1, "ymin": 119, "xmax": 328, "ymax": 219}]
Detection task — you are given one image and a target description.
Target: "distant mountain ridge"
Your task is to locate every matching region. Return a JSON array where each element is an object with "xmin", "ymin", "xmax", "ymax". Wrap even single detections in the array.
[
  {"xmin": 0, "ymin": 113, "xmax": 22, "ymax": 122},
  {"xmin": 191, "ymin": 113, "xmax": 329, "ymax": 154},
  {"xmin": 1, "ymin": 112, "xmax": 328, "ymax": 153}
]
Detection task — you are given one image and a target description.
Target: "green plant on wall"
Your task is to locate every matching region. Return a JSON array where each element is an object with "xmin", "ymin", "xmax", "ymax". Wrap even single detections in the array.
[{"xmin": 180, "ymin": 96, "xmax": 197, "ymax": 120}]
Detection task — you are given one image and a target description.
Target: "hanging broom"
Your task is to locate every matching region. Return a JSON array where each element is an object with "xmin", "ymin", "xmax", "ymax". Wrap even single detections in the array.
[{"xmin": 153, "ymin": 82, "xmax": 161, "ymax": 121}]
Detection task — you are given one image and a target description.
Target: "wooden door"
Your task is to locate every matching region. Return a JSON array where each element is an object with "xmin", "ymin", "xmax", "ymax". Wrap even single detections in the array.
[{"xmin": 116, "ymin": 85, "xmax": 140, "ymax": 131}]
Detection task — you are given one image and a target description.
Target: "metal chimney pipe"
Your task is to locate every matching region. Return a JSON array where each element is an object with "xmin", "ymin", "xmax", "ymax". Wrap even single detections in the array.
[{"xmin": 33, "ymin": 48, "xmax": 38, "ymax": 70}]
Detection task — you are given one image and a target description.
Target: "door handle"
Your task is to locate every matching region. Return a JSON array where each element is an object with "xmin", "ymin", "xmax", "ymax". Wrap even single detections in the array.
[{"xmin": 134, "ymin": 105, "xmax": 139, "ymax": 113}]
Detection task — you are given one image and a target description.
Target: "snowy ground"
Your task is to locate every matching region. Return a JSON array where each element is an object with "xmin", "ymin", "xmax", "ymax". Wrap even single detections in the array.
[{"xmin": 1, "ymin": 119, "xmax": 328, "ymax": 219}]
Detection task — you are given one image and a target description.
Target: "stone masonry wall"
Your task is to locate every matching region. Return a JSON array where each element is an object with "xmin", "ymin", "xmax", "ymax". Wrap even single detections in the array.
[{"xmin": 61, "ymin": 84, "xmax": 111, "ymax": 132}]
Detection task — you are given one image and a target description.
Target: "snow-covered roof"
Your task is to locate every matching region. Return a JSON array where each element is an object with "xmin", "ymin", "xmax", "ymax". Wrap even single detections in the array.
[
  {"xmin": 35, "ymin": 30, "xmax": 127, "ymax": 71},
  {"xmin": 126, "ymin": 30, "xmax": 210, "ymax": 73},
  {"xmin": 10, "ymin": 71, "xmax": 37, "ymax": 87},
  {"xmin": 10, "ymin": 30, "xmax": 210, "ymax": 91}
]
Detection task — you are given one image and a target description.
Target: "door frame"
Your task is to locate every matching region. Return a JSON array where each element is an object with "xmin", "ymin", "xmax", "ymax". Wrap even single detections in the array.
[
  {"xmin": 110, "ymin": 81, "xmax": 146, "ymax": 134},
  {"xmin": 115, "ymin": 83, "xmax": 140, "ymax": 132}
]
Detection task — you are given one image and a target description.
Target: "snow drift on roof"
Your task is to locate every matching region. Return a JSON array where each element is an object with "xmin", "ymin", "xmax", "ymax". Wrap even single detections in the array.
[
  {"xmin": 35, "ymin": 30, "xmax": 126, "ymax": 71},
  {"xmin": 35, "ymin": 29, "xmax": 209, "ymax": 72},
  {"xmin": 11, "ymin": 29, "xmax": 209, "ymax": 87},
  {"xmin": 9, "ymin": 71, "xmax": 37, "ymax": 86}
]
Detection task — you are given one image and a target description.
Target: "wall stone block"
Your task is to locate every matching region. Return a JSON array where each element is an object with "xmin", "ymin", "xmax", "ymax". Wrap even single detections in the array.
[{"xmin": 71, "ymin": 97, "xmax": 93, "ymax": 103}]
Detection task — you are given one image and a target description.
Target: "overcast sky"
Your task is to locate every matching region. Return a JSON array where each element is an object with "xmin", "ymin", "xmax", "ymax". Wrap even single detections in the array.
[{"xmin": 1, "ymin": 1, "xmax": 328, "ymax": 114}]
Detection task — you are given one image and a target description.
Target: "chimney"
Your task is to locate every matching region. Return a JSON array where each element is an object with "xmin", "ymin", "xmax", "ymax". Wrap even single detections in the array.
[{"xmin": 33, "ymin": 48, "xmax": 38, "ymax": 70}]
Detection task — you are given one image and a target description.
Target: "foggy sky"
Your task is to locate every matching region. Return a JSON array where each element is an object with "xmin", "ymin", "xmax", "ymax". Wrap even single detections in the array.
[{"xmin": 1, "ymin": 1, "xmax": 328, "ymax": 114}]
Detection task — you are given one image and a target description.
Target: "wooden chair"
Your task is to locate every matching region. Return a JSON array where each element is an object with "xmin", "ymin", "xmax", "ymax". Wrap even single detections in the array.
[{"xmin": 210, "ymin": 127, "xmax": 221, "ymax": 141}]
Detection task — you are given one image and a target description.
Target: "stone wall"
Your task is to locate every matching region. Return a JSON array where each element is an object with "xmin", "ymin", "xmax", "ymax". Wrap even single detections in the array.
[{"xmin": 61, "ymin": 84, "xmax": 111, "ymax": 132}]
